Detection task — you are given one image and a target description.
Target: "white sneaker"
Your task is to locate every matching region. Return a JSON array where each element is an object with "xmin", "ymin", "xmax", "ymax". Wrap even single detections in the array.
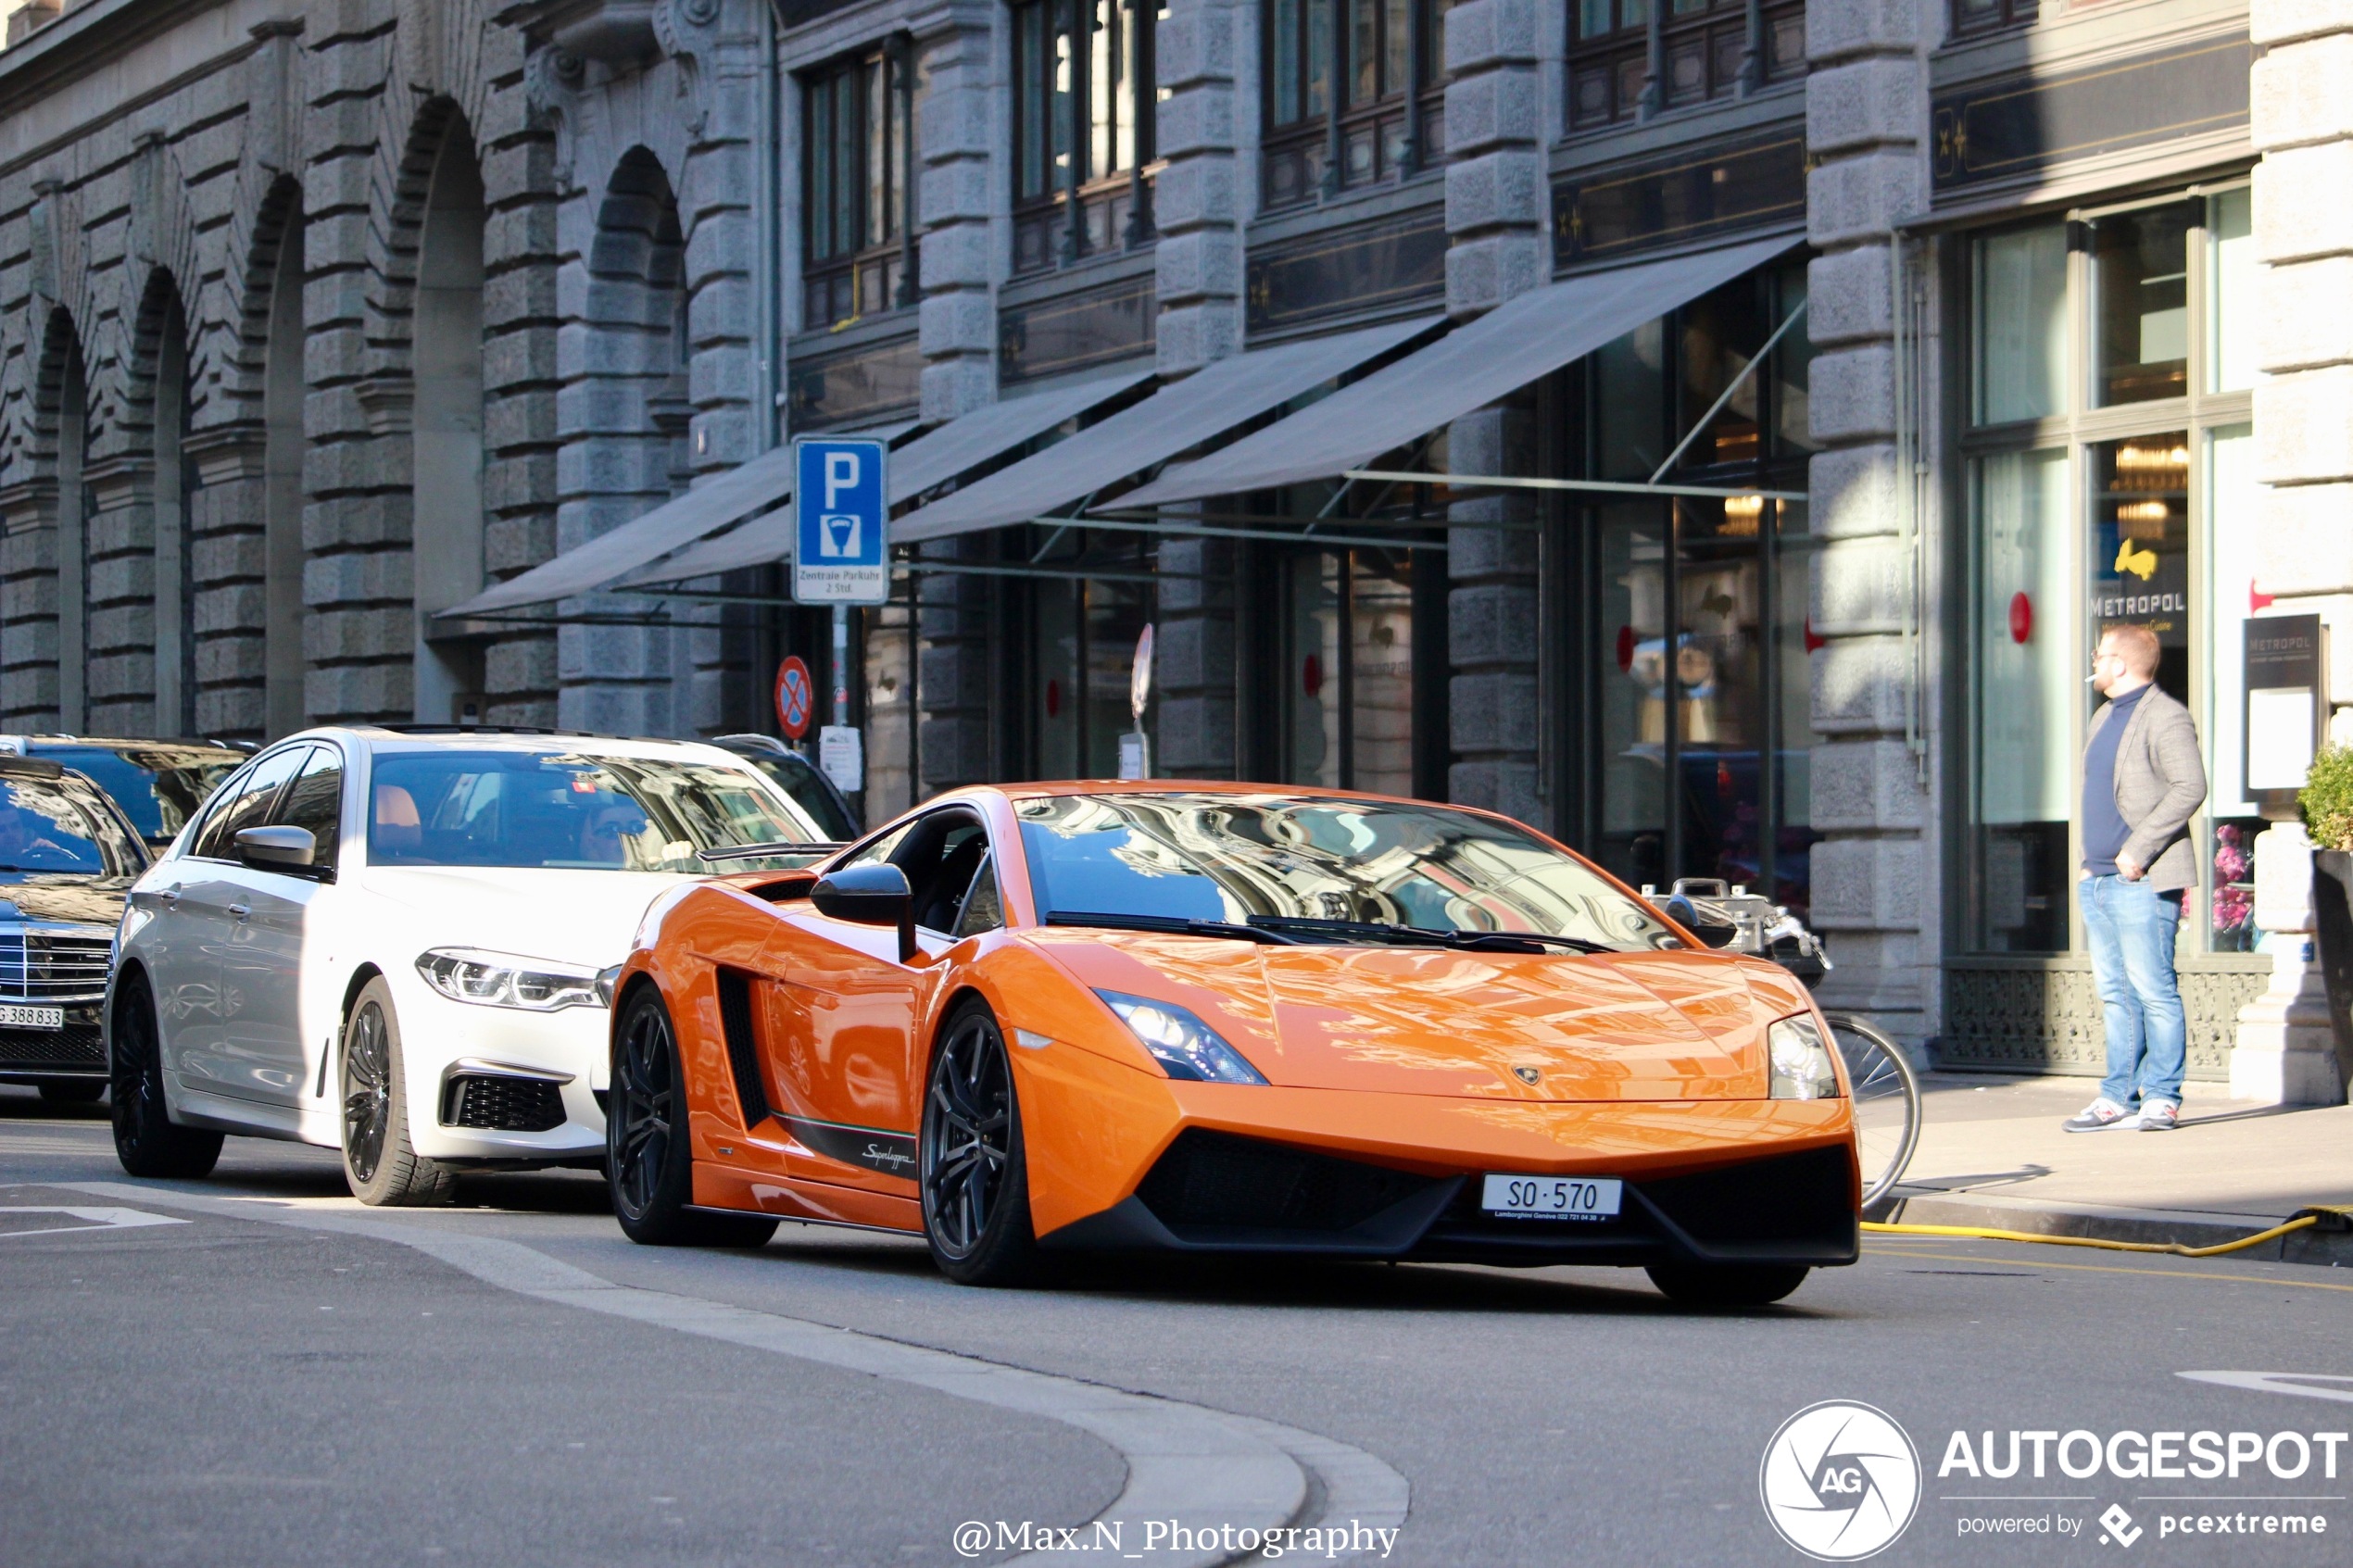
[{"xmin": 2061, "ymin": 1098, "xmax": 2137, "ymax": 1133}]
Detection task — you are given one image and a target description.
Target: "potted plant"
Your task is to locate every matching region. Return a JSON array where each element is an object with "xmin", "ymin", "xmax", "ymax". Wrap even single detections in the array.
[{"xmin": 2297, "ymin": 745, "xmax": 2353, "ymax": 1092}]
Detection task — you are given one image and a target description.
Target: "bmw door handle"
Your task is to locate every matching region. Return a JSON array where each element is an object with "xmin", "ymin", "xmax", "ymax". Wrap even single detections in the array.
[{"xmin": 227, "ymin": 903, "xmax": 251, "ymax": 921}]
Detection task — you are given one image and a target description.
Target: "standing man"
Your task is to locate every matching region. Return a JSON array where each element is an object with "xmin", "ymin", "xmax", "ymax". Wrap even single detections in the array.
[{"xmin": 2064, "ymin": 623, "xmax": 2208, "ymax": 1133}]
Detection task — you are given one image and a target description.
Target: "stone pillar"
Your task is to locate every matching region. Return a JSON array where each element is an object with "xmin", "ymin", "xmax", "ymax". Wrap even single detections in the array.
[
  {"xmin": 2241, "ymin": 0, "xmax": 2353, "ymax": 1100},
  {"xmin": 1801, "ymin": 0, "xmax": 1931, "ymax": 1032},
  {"xmin": 916, "ymin": 15, "xmax": 998, "ymax": 423},
  {"xmin": 81, "ymin": 458, "xmax": 159, "ymax": 736},
  {"xmin": 1154, "ymin": 0, "xmax": 1241, "ymax": 375},
  {"xmin": 2228, "ymin": 823, "xmax": 2347, "ymax": 1103},
  {"xmin": 1154, "ymin": 535, "xmax": 1236, "ymax": 777},
  {"xmin": 1444, "ymin": 0, "xmax": 1543, "ymax": 312},
  {"xmin": 916, "ymin": 539, "xmax": 994, "ymax": 796},
  {"xmin": 1441, "ymin": 0, "xmax": 1544, "ymax": 822},
  {"xmin": 479, "ymin": 49, "xmax": 562, "ymax": 727},
  {"xmin": 182, "ymin": 428, "xmax": 272, "ymax": 738},
  {"xmin": 663, "ymin": 0, "xmax": 766, "ymax": 735}
]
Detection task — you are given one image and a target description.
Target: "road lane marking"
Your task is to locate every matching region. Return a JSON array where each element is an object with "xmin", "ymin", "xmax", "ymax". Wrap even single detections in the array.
[
  {"xmin": 1866, "ymin": 1246, "xmax": 2353, "ymax": 1294},
  {"xmin": 2179, "ymin": 1372, "xmax": 2353, "ymax": 1407},
  {"xmin": 62, "ymin": 1181, "xmax": 1406, "ymax": 1567},
  {"xmin": 0, "ymin": 1205, "xmax": 189, "ymax": 1239}
]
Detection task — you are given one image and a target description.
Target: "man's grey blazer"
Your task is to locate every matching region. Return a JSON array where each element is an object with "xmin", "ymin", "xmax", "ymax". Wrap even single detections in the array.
[{"xmin": 2083, "ymin": 683, "xmax": 2208, "ymax": 891}]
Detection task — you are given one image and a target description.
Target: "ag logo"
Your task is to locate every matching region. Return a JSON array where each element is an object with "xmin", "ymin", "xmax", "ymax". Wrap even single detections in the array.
[{"xmin": 1759, "ymin": 1400, "xmax": 1921, "ymax": 1561}]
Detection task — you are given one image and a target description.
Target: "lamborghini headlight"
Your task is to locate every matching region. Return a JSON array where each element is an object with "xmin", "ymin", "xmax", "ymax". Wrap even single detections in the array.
[
  {"xmin": 416, "ymin": 948, "xmax": 606, "ymax": 1012},
  {"xmin": 1768, "ymin": 1012, "xmax": 1842, "ymax": 1100},
  {"xmin": 1095, "ymin": 990, "xmax": 1268, "ymax": 1085}
]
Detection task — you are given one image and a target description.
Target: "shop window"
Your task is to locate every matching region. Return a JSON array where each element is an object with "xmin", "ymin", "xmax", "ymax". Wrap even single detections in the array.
[
  {"xmin": 1021, "ymin": 531, "xmax": 1157, "ymax": 778},
  {"xmin": 1973, "ymin": 224, "xmax": 2067, "ymax": 427},
  {"xmin": 1013, "ymin": 0, "xmax": 1158, "ymax": 274},
  {"xmin": 1567, "ymin": 0, "xmax": 1805, "ymax": 133},
  {"xmin": 2208, "ymin": 189, "xmax": 2255, "ymax": 394},
  {"xmin": 1569, "ymin": 263, "xmax": 1817, "ymax": 916},
  {"xmin": 1263, "ymin": 0, "xmax": 1451, "ymax": 209},
  {"xmin": 802, "ymin": 43, "xmax": 917, "ymax": 331},
  {"xmin": 2090, "ymin": 204, "xmax": 2192, "ymax": 408},
  {"xmin": 1967, "ymin": 451, "xmax": 2071, "ymax": 953},
  {"xmin": 1958, "ymin": 185, "xmax": 2257, "ymax": 959},
  {"xmin": 1281, "ymin": 550, "xmax": 1417, "ymax": 795},
  {"xmin": 1950, "ymin": 0, "xmax": 2036, "ymax": 38},
  {"xmin": 2204, "ymin": 426, "xmax": 2263, "ymax": 952}
]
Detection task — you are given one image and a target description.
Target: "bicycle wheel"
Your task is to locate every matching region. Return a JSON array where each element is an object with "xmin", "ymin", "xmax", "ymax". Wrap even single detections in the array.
[{"xmin": 1821, "ymin": 1013, "xmax": 1921, "ymax": 1210}]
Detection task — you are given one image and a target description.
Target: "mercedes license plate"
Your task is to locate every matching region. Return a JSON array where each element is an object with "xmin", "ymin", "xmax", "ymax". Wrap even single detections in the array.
[
  {"xmin": 1481, "ymin": 1174, "xmax": 1623, "ymax": 1222},
  {"xmin": 0, "ymin": 1003, "xmax": 65, "ymax": 1030}
]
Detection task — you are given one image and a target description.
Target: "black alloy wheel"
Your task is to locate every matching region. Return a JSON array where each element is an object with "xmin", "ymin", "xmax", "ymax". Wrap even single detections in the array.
[
  {"xmin": 108, "ymin": 972, "xmax": 222, "ymax": 1179},
  {"xmin": 342, "ymin": 1001, "xmax": 391, "ymax": 1185},
  {"xmin": 918, "ymin": 1001, "xmax": 1038, "ymax": 1286},
  {"xmin": 337, "ymin": 977, "xmax": 454, "ymax": 1207},
  {"xmin": 607, "ymin": 986, "xmax": 776, "ymax": 1248}
]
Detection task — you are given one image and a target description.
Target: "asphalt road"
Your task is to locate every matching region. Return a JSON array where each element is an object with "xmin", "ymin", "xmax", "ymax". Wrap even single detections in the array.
[{"xmin": 4, "ymin": 1085, "xmax": 2348, "ymax": 1568}]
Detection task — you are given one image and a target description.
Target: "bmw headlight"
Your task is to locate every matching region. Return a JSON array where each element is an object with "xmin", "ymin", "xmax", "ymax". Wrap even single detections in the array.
[
  {"xmin": 1095, "ymin": 990, "xmax": 1268, "ymax": 1085},
  {"xmin": 1768, "ymin": 1012, "xmax": 1842, "ymax": 1100},
  {"xmin": 416, "ymin": 948, "xmax": 606, "ymax": 1012}
]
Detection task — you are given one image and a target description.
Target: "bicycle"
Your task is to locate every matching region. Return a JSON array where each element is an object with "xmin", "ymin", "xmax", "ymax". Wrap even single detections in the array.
[{"xmin": 1652, "ymin": 879, "xmax": 1923, "ymax": 1210}]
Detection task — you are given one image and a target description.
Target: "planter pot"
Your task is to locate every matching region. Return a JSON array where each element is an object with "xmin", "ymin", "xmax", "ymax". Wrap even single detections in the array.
[{"xmin": 2304, "ymin": 849, "xmax": 2353, "ymax": 1096}]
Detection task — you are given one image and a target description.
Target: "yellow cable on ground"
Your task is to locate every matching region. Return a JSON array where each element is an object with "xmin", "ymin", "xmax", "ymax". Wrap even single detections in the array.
[{"xmin": 1863, "ymin": 1215, "xmax": 2324, "ymax": 1258}]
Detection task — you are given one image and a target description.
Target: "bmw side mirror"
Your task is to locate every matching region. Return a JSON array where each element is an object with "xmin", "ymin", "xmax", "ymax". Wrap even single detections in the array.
[
  {"xmin": 812, "ymin": 863, "xmax": 917, "ymax": 961},
  {"xmin": 1663, "ymin": 894, "xmax": 1739, "ymax": 949},
  {"xmin": 234, "ymin": 824, "xmax": 317, "ymax": 872}
]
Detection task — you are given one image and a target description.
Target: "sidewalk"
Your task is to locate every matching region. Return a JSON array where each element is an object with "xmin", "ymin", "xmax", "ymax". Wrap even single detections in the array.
[{"xmin": 1875, "ymin": 1073, "xmax": 2353, "ymax": 1266}]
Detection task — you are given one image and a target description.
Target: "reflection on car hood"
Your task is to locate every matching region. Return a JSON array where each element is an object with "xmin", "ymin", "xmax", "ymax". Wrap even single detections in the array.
[
  {"xmin": 0, "ymin": 873, "xmax": 133, "ymax": 929},
  {"xmin": 357, "ymin": 866, "xmax": 698, "ymax": 966},
  {"xmin": 1033, "ymin": 931, "xmax": 1817, "ymax": 1102}
]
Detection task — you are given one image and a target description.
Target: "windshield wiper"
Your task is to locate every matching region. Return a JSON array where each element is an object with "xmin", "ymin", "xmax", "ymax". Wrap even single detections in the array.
[
  {"xmin": 1044, "ymin": 910, "xmax": 1303, "ymax": 945},
  {"xmin": 1246, "ymin": 916, "xmax": 1614, "ymax": 954}
]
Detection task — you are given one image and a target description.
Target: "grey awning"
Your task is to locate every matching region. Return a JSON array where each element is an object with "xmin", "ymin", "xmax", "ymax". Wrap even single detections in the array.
[
  {"xmin": 1119, "ymin": 233, "xmax": 1802, "ymax": 508},
  {"xmin": 438, "ymin": 420, "xmax": 916, "ymax": 617},
  {"xmin": 891, "ymin": 316, "xmax": 1440, "ymax": 545},
  {"xmin": 618, "ymin": 366, "xmax": 1156, "ymax": 586}
]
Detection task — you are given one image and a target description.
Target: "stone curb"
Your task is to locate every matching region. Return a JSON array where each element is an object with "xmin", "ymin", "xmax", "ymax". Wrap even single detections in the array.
[{"xmin": 1873, "ymin": 1187, "xmax": 2353, "ymax": 1268}]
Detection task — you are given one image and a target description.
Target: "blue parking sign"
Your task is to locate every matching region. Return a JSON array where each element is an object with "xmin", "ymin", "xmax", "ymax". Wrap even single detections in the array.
[{"xmin": 793, "ymin": 436, "xmax": 889, "ymax": 605}]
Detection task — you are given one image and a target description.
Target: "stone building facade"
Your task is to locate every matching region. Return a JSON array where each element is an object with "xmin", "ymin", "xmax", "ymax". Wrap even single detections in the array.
[{"xmin": 0, "ymin": 0, "xmax": 2341, "ymax": 1095}]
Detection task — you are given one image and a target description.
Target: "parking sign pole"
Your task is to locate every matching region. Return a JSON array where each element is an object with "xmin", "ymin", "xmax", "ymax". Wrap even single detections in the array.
[{"xmin": 831, "ymin": 605, "xmax": 849, "ymax": 727}]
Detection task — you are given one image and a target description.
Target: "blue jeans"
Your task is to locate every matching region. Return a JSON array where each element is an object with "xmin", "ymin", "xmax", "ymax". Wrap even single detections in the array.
[{"xmin": 2080, "ymin": 874, "xmax": 2187, "ymax": 1110}]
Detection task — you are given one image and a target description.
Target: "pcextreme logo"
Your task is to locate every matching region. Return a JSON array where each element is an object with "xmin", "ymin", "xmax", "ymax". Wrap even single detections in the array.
[{"xmin": 1761, "ymin": 1400, "xmax": 1925, "ymax": 1562}]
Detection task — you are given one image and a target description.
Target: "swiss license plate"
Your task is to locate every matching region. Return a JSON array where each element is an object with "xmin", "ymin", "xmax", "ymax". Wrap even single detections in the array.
[
  {"xmin": 0, "ymin": 1003, "xmax": 64, "ymax": 1030},
  {"xmin": 1481, "ymin": 1174, "xmax": 1623, "ymax": 1222}
]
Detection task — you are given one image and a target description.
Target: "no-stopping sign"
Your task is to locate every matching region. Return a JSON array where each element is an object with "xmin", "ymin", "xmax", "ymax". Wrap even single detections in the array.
[{"xmin": 774, "ymin": 656, "xmax": 815, "ymax": 739}]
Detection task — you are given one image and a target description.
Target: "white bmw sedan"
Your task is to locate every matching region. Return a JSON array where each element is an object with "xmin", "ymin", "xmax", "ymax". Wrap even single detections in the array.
[{"xmin": 107, "ymin": 728, "xmax": 826, "ymax": 1204}]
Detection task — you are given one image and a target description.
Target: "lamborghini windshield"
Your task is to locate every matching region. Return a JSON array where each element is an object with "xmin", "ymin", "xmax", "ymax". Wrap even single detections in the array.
[{"xmin": 1016, "ymin": 793, "xmax": 1677, "ymax": 952}]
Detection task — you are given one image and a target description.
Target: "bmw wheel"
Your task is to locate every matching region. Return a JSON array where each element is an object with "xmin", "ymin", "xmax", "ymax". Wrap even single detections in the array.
[
  {"xmin": 919, "ymin": 1000, "xmax": 1038, "ymax": 1286},
  {"xmin": 339, "ymin": 977, "xmax": 454, "ymax": 1207},
  {"xmin": 109, "ymin": 971, "xmax": 222, "ymax": 1179},
  {"xmin": 608, "ymin": 985, "xmax": 776, "ymax": 1248}
]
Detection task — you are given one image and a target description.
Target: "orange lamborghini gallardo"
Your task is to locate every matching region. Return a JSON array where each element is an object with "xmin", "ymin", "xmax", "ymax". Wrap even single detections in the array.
[{"xmin": 602, "ymin": 784, "xmax": 1858, "ymax": 1307}]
